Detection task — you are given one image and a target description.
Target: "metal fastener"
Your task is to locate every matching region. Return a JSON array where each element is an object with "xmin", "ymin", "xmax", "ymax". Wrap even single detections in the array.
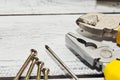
[
  {"xmin": 24, "ymin": 57, "xmax": 39, "ymax": 80},
  {"xmin": 42, "ymin": 68, "xmax": 50, "ymax": 80},
  {"xmin": 14, "ymin": 49, "xmax": 37, "ymax": 80},
  {"xmin": 36, "ymin": 61, "xmax": 44, "ymax": 80}
]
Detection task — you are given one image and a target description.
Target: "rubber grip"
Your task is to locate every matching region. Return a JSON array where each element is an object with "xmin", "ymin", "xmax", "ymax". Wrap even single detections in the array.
[
  {"xmin": 104, "ymin": 59, "xmax": 120, "ymax": 80},
  {"xmin": 116, "ymin": 27, "xmax": 120, "ymax": 45}
]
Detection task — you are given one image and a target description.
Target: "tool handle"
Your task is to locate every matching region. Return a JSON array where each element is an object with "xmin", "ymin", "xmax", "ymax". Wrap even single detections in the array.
[
  {"xmin": 104, "ymin": 59, "xmax": 120, "ymax": 80},
  {"xmin": 116, "ymin": 27, "xmax": 120, "ymax": 45}
]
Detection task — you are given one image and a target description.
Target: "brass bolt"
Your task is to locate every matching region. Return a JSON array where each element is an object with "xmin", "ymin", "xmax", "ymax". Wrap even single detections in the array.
[
  {"xmin": 42, "ymin": 68, "xmax": 50, "ymax": 80},
  {"xmin": 14, "ymin": 49, "xmax": 37, "ymax": 80},
  {"xmin": 36, "ymin": 61, "xmax": 44, "ymax": 80},
  {"xmin": 24, "ymin": 57, "xmax": 39, "ymax": 80}
]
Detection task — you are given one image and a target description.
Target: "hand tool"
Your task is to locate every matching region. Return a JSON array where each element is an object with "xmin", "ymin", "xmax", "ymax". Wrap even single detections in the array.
[
  {"xmin": 104, "ymin": 58, "xmax": 120, "ymax": 80},
  {"xmin": 76, "ymin": 12, "xmax": 120, "ymax": 45},
  {"xmin": 14, "ymin": 49, "xmax": 37, "ymax": 80},
  {"xmin": 24, "ymin": 57, "xmax": 39, "ymax": 80},
  {"xmin": 36, "ymin": 61, "xmax": 44, "ymax": 80},
  {"xmin": 68, "ymin": 33, "xmax": 97, "ymax": 48},
  {"xmin": 45, "ymin": 45, "xmax": 79, "ymax": 80},
  {"xmin": 42, "ymin": 68, "xmax": 50, "ymax": 80},
  {"xmin": 65, "ymin": 32, "xmax": 120, "ymax": 80}
]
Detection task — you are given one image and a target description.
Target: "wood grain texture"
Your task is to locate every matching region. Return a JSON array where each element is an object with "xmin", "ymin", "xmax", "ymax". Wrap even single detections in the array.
[
  {"xmin": 0, "ymin": 15, "xmax": 104, "ymax": 79},
  {"xmin": 0, "ymin": 0, "xmax": 119, "ymax": 80},
  {"xmin": 0, "ymin": 0, "xmax": 119, "ymax": 15}
]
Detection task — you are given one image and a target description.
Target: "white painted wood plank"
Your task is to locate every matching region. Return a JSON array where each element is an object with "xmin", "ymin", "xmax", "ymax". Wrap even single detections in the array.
[
  {"xmin": 0, "ymin": 15, "xmax": 103, "ymax": 78},
  {"xmin": 0, "ymin": 0, "xmax": 119, "ymax": 14}
]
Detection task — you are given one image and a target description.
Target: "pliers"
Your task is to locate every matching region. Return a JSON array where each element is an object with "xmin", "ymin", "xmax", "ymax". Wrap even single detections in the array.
[
  {"xmin": 76, "ymin": 13, "xmax": 120, "ymax": 45},
  {"xmin": 65, "ymin": 32, "xmax": 120, "ymax": 80}
]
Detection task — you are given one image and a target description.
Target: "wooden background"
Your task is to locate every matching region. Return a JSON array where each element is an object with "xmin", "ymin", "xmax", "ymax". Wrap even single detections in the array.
[{"xmin": 0, "ymin": 0, "xmax": 120, "ymax": 80}]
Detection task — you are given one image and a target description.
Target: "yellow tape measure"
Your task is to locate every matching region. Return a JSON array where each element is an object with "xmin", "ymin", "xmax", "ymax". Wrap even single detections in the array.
[
  {"xmin": 104, "ymin": 59, "xmax": 120, "ymax": 80},
  {"xmin": 116, "ymin": 27, "xmax": 120, "ymax": 45}
]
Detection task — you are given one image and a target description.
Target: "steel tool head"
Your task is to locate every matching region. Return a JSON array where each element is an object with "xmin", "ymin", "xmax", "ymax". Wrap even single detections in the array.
[
  {"xmin": 76, "ymin": 12, "xmax": 120, "ymax": 42},
  {"xmin": 66, "ymin": 32, "xmax": 120, "ymax": 71}
]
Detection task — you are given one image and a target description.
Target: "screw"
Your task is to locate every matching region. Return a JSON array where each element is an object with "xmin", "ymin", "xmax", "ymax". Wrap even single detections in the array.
[
  {"xmin": 36, "ymin": 61, "xmax": 44, "ymax": 80},
  {"xmin": 24, "ymin": 57, "xmax": 39, "ymax": 80},
  {"xmin": 42, "ymin": 68, "xmax": 50, "ymax": 80},
  {"xmin": 14, "ymin": 49, "xmax": 37, "ymax": 80}
]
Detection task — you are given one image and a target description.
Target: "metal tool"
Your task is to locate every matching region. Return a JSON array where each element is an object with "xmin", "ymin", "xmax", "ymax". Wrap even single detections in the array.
[
  {"xmin": 76, "ymin": 13, "xmax": 120, "ymax": 45},
  {"xmin": 66, "ymin": 32, "xmax": 120, "ymax": 80},
  {"xmin": 36, "ymin": 61, "xmax": 44, "ymax": 80},
  {"xmin": 24, "ymin": 57, "xmax": 39, "ymax": 80},
  {"xmin": 45, "ymin": 45, "xmax": 79, "ymax": 80},
  {"xmin": 14, "ymin": 49, "xmax": 37, "ymax": 80},
  {"xmin": 68, "ymin": 33, "xmax": 97, "ymax": 48},
  {"xmin": 42, "ymin": 68, "xmax": 50, "ymax": 80},
  {"xmin": 66, "ymin": 32, "xmax": 120, "ymax": 71}
]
